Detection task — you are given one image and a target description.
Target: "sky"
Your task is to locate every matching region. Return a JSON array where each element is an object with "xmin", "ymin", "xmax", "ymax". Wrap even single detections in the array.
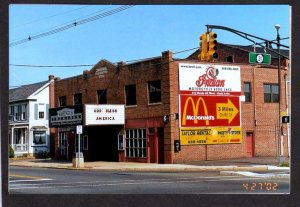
[{"xmin": 9, "ymin": 4, "xmax": 290, "ymax": 88}]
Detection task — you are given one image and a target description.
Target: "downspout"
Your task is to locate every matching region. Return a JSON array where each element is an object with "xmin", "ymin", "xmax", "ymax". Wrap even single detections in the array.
[{"xmin": 284, "ymin": 74, "xmax": 290, "ymax": 157}]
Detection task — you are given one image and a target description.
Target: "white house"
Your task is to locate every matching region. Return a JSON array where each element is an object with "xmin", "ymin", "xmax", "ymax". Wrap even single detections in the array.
[{"xmin": 9, "ymin": 76, "xmax": 54, "ymax": 157}]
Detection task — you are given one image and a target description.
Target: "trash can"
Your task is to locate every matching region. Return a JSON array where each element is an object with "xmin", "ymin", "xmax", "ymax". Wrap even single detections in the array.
[{"xmin": 72, "ymin": 152, "xmax": 84, "ymax": 168}]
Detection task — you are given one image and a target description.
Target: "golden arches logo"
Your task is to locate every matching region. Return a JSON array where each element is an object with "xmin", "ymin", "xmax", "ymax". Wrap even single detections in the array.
[{"xmin": 182, "ymin": 97, "xmax": 210, "ymax": 126}]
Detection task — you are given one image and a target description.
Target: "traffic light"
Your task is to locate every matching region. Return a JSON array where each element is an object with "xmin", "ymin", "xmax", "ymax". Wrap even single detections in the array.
[
  {"xmin": 198, "ymin": 33, "xmax": 208, "ymax": 61},
  {"xmin": 208, "ymin": 32, "xmax": 218, "ymax": 61}
]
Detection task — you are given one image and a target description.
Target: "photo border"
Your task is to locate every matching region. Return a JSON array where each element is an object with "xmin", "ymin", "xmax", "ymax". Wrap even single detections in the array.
[{"xmin": 1, "ymin": 0, "xmax": 299, "ymax": 206}]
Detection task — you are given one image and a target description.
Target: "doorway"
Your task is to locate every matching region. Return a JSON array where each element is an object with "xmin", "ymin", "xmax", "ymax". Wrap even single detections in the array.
[{"xmin": 246, "ymin": 132, "xmax": 254, "ymax": 157}]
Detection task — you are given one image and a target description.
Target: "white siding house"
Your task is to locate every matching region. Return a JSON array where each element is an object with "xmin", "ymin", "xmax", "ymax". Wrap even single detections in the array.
[{"xmin": 9, "ymin": 78, "xmax": 53, "ymax": 157}]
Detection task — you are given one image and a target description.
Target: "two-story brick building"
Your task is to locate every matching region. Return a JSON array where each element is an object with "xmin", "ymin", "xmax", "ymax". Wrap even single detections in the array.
[{"xmin": 49, "ymin": 43, "xmax": 290, "ymax": 164}]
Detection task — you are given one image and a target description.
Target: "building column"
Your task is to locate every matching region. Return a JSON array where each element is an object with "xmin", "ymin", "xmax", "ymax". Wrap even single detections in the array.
[{"xmin": 161, "ymin": 50, "xmax": 176, "ymax": 164}]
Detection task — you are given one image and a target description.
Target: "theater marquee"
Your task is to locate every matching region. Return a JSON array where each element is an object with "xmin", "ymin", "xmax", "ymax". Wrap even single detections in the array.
[{"xmin": 84, "ymin": 104, "xmax": 125, "ymax": 126}]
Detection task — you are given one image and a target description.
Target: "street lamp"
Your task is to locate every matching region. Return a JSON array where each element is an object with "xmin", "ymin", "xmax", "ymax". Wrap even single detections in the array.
[{"xmin": 275, "ymin": 24, "xmax": 284, "ymax": 164}]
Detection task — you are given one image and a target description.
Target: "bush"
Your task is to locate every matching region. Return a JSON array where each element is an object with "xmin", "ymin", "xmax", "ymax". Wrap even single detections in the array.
[
  {"xmin": 9, "ymin": 145, "xmax": 15, "ymax": 158},
  {"xmin": 280, "ymin": 161, "xmax": 289, "ymax": 167},
  {"xmin": 36, "ymin": 150, "xmax": 50, "ymax": 159}
]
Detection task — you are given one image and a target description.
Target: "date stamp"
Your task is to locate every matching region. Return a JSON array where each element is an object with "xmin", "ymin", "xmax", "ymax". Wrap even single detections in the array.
[{"xmin": 243, "ymin": 182, "xmax": 278, "ymax": 191}]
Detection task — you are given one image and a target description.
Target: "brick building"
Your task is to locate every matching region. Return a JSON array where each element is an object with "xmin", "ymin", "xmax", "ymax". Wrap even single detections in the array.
[{"xmin": 49, "ymin": 43, "xmax": 290, "ymax": 164}]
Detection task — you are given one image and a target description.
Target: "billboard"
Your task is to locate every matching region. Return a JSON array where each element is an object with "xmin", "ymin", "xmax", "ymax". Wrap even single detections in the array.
[
  {"xmin": 179, "ymin": 63, "xmax": 241, "ymax": 96},
  {"xmin": 180, "ymin": 95, "xmax": 241, "ymax": 127},
  {"xmin": 180, "ymin": 127, "xmax": 242, "ymax": 145},
  {"xmin": 85, "ymin": 104, "xmax": 125, "ymax": 126}
]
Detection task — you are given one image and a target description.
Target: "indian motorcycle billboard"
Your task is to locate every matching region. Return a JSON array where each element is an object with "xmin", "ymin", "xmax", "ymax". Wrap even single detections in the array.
[{"xmin": 179, "ymin": 63, "xmax": 241, "ymax": 96}]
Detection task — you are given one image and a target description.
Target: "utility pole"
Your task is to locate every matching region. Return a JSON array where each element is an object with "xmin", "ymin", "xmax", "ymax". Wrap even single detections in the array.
[{"xmin": 275, "ymin": 24, "xmax": 285, "ymax": 164}]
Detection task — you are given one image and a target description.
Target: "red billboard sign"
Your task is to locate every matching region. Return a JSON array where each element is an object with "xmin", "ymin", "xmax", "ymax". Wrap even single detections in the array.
[{"xmin": 180, "ymin": 95, "xmax": 241, "ymax": 127}]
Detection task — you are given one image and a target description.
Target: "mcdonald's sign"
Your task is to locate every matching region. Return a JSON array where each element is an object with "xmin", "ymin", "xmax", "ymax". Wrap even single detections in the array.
[{"xmin": 180, "ymin": 95, "xmax": 240, "ymax": 127}]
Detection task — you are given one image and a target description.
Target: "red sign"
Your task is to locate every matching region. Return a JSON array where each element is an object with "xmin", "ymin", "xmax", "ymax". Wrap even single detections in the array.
[{"xmin": 180, "ymin": 95, "xmax": 240, "ymax": 127}]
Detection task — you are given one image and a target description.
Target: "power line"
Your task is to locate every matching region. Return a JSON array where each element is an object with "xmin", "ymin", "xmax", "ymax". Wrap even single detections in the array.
[
  {"xmin": 9, "ymin": 5, "xmax": 135, "ymax": 47},
  {"xmin": 10, "ymin": 5, "xmax": 90, "ymax": 29},
  {"xmin": 9, "ymin": 46, "xmax": 199, "ymax": 69},
  {"xmin": 10, "ymin": 64, "xmax": 94, "ymax": 68}
]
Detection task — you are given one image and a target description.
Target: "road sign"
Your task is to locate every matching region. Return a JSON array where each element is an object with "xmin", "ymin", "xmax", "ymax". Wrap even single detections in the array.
[
  {"xmin": 249, "ymin": 52, "xmax": 271, "ymax": 64},
  {"xmin": 76, "ymin": 125, "xmax": 83, "ymax": 134}
]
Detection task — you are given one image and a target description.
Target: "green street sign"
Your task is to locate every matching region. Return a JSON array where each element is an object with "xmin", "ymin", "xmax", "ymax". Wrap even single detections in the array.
[{"xmin": 249, "ymin": 52, "xmax": 271, "ymax": 65}]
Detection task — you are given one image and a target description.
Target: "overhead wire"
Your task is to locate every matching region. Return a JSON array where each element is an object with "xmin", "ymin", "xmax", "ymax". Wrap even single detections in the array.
[
  {"xmin": 9, "ymin": 5, "xmax": 135, "ymax": 47},
  {"xmin": 9, "ymin": 45, "xmax": 199, "ymax": 69},
  {"xmin": 10, "ymin": 5, "xmax": 90, "ymax": 29}
]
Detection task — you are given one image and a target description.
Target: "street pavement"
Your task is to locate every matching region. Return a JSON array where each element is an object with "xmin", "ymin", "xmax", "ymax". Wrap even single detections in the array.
[{"xmin": 9, "ymin": 157, "xmax": 290, "ymax": 178}]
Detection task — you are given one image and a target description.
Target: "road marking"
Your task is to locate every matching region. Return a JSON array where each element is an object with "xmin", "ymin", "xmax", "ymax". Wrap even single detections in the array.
[
  {"xmin": 9, "ymin": 176, "xmax": 269, "ymax": 190},
  {"xmin": 10, "ymin": 173, "xmax": 49, "ymax": 180},
  {"xmin": 10, "ymin": 179, "xmax": 53, "ymax": 183}
]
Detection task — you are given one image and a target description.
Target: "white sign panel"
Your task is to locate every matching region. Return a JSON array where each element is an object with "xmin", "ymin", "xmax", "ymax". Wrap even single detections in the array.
[
  {"xmin": 76, "ymin": 125, "xmax": 83, "ymax": 134},
  {"xmin": 179, "ymin": 63, "xmax": 241, "ymax": 95},
  {"xmin": 85, "ymin": 104, "xmax": 125, "ymax": 125}
]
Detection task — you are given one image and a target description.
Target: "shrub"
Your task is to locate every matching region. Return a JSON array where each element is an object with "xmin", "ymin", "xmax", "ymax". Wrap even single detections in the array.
[
  {"xmin": 9, "ymin": 145, "xmax": 15, "ymax": 158},
  {"xmin": 37, "ymin": 150, "xmax": 50, "ymax": 159}
]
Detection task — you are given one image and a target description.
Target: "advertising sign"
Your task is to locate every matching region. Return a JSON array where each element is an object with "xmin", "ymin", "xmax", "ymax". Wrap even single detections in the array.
[
  {"xmin": 49, "ymin": 105, "xmax": 83, "ymax": 127},
  {"xmin": 179, "ymin": 63, "xmax": 241, "ymax": 96},
  {"xmin": 180, "ymin": 127, "xmax": 242, "ymax": 145},
  {"xmin": 180, "ymin": 95, "xmax": 240, "ymax": 127},
  {"xmin": 85, "ymin": 104, "xmax": 125, "ymax": 125}
]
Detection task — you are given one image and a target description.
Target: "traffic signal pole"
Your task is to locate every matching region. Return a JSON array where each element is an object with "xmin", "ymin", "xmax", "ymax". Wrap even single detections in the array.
[
  {"xmin": 205, "ymin": 25, "xmax": 289, "ymax": 60},
  {"xmin": 204, "ymin": 24, "xmax": 290, "ymax": 164}
]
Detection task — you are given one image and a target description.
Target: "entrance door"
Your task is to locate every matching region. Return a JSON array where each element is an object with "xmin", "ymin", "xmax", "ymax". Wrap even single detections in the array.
[
  {"xmin": 149, "ymin": 128, "xmax": 164, "ymax": 163},
  {"xmin": 246, "ymin": 132, "xmax": 254, "ymax": 157},
  {"xmin": 59, "ymin": 132, "xmax": 68, "ymax": 160}
]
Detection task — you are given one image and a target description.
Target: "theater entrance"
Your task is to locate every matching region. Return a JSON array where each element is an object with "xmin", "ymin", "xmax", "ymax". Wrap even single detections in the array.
[{"xmin": 84, "ymin": 125, "xmax": 123, "ymax": 161}]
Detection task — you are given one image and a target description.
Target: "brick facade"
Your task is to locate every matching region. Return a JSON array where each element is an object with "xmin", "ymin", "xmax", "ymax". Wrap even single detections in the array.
[{"xmin": 50, "ymin": 45, "xmax": 290, "ymax": 163}]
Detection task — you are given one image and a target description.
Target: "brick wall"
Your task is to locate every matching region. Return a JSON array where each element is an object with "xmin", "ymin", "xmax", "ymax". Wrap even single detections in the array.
[{"xmin": 52, "ymin": 48, "xmax": 289, "ymax": 163}]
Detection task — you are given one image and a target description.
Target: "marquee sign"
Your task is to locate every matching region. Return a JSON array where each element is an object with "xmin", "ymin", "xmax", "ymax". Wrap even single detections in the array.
[
  {"xmin": 85, "ymin": 104, "xmax": 125, "ymax": 126},
  {"xmin": 179, "ymin": 63, "xmax": 241, "ymax": 96},
  {"xmin": 49, "ymin": 105, "xmax": 83, "ymax": 127},
  {"xmin": 180, "ymin": 127, "xmax": 242, "ymax": 145},
  {"xmin": 180, "ymin": 95, "xmax": 241, "ymax": 127}
]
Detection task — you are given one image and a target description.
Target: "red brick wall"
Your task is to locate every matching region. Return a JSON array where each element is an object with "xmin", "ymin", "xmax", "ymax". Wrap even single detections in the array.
[
  {"xmin": 52, "ymin": 48, "xmax": 289, "ymax": 163},
  {"xmin": 172, "ymin": 60, "xmax": 289, "ymax": 162}
]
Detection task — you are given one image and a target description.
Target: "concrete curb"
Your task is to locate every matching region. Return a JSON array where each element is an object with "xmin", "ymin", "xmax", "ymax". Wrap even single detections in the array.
[{"xmin": 10, "ymin": 162, "xmax": 288, "ymax": 172}]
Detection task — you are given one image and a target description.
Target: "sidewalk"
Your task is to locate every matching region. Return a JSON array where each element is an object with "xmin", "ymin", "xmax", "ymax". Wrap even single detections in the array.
[{"xmin": 9, "ymin": 157, "xmax": 290, "ymax": 173}]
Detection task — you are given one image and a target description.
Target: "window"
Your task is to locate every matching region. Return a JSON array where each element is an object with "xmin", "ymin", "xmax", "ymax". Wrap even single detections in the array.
[
  {"xmin": 125, "ymin": 129, "xmax": 147, "ymax": 158},
  {"xmin": 226, "ymin": 56, "xmax": 234, "ymax": 63},
  {"xmin": 264, "ymin": 84, "xmax": 279, "ymax": 103},
  {"xmin": 148, "ymin": 80, "xmax": 161, "ymax": 103},
  {"xmin": 59, "ymin": 96, "xmax": 67, "ymax": 107},
  {"xmin": 39, "ymin": 111, "xmax": 44, "ymax": 119},
  {"xmin": 21, "ymin": 104, "xmax": 27, "ymax": 120},
  {"xmin": 14, "ymin": 105, "xmax": 21, "ymax": 121},
  {"xmin": 125, "ymin": 84, "xmax": 137, "ymax": 106},
  {"xmin": 244, "ymin": 82, "xmax": 251, "ymax": 102},
  {"xmin": 33, "ymin": 131, "xmax": 46, "ymax": 145},
  {"xmin": 74, "ymin": 93, "xmax": 82, "ymax": 105},
  {"xmin": 97, "ymin": 89, "xmax": 107, "ymax": 104}
]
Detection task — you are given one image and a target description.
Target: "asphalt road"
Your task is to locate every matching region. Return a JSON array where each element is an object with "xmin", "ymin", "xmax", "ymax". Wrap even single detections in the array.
[{"xmin": 9, "ymin": 166, "xmax": 289, "ymax": 194}]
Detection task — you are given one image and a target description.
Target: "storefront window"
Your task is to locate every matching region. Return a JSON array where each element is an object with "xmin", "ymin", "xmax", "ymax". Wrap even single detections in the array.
[
  {"xmin": 125, "ymin": 129, "xmax": 147, "ymax": 158},
  {"xmin": 33, "ymin": 131, "xmax": 46, "ymax": 145}
]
